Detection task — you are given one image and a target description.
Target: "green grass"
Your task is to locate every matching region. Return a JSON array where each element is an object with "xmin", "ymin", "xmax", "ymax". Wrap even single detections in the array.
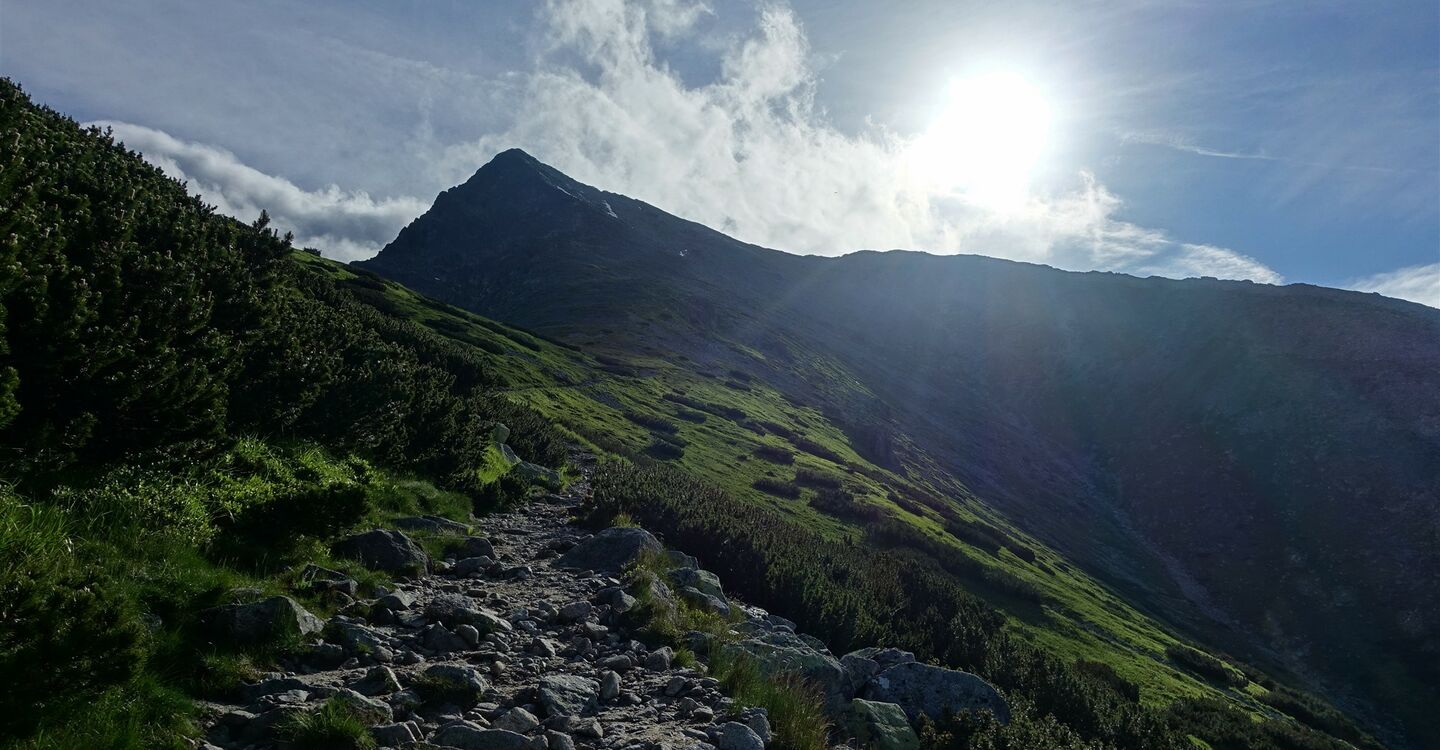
[
  {"xmin": 279, "ymin": 699, "xmax": 377, "ymax": 750},
  {"xmin": 290, "ymin": 252, "xmax": 1357, "ymax": 742}
]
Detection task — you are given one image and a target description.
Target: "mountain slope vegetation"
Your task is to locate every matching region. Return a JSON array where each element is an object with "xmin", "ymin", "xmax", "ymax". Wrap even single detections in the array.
[
  {"xmin": 0, "ymin": 78, "xmax": 1408, "ymax": 750},
  {"xmin": 361, "ymin": 149, "xmax": 1440, "ymax": 748}
]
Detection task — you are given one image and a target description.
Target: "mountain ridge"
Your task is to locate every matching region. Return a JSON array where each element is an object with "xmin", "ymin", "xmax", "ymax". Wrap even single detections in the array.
[{"xmin": 359, "ymin": 149, "xmax": 1440, "ymax": 747}]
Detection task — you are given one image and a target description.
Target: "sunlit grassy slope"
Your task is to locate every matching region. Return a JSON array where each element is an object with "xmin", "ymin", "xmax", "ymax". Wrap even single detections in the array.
[{"xmin": 302, "ymin": 250, "xmax": 1298, "ymax": 719}]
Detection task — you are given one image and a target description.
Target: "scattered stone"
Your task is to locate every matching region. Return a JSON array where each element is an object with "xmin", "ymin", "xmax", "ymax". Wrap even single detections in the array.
[
  {"xmin": 334, "ymin": 529, "xmax": 429, "ymax": 574},
  {"xmin": 539, "ymin": 674, "xmax": 599, "ymax": 717},
  {"xmin": 371, "ymin": 722, "xmax": 419, "ymax": 745},
  {"xmin": 600, "ymin": 670, "xmax": 622, "ymax": 702},
  {"xmin": 457, "ymin": 623, "xmax": 482, "ymax": 647},
  {"xmin": 455, "ymin": 536, "xmax": 496, "ymax": 558},
  {"xmin": 716, "ymin": 721, "xmax": 765, "ymax": 750},
  {"xmin": 376, "ymin": 589, "xmax": 417, "ymax": 611},
  {"xmin": 492, "ymin": 706, "xmax": 541, "ymax": 733},
  {"xmin": 644, "ymin": 646, "xmax": 674, "ymax": 671},
  {"xmin": 555, "ymin": 527, "xmax": 662, "ymax": 573},
  {"xmin": 671, "ymin": 568, "xmax": 725, "ymax": 600},
  {"xmin": 432, "ymin": 723, "xmax": 531, "ymax": 750},
  {"xmin": 352, "ymin": 665, "xmax": 401, "ymax": 696},
  {"xmin": 331, "ymin": 687, "xmax": 394, "ymax": 725},
  {"xmin": 559, "ymin": 600, "xmax": 593, "ymax": 622},
  {"xmin": 200, "ymin": 595, "xmax": 323, "ymax": 643}
]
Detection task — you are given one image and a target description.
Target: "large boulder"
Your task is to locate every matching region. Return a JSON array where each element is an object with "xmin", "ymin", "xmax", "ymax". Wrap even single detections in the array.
[
  {"xmin": 330, "ymin": 687, "xmax": 393, "ymax": 725},
  {"xmin": 670, "ymin": 567, "xmax": 725, "ymax": 600},
  {"xmin": 861, "ymin": 662, "xmax": 1009, "ymax": 725},
  {"xmin": 716, "ymin": 721, "xmax": 765, "ymax": 750},
  {"xmin": 334, "ymin": 529, "xmax": 429, "ymax": 574},
  {"xmin": 539, "ymin": 674, "xmax": 599, "ymax": 717},
  {"xmin": 724, "ymin": 630, "xmax": 846, "ymax": 710},
  {"xmin": 846, "ymin": 699, "xmax": 921, "ymax": 750},
  {"xmin": 200, "ymin": 595, "xmax": 322, "ymax": 643},
  {"xmin": 556, "ymin": 527, "xmax": 661, "ymax": 573},
  {"xmin": 432, "ymin": 722, "xmax": 530, "ymax": 750}
]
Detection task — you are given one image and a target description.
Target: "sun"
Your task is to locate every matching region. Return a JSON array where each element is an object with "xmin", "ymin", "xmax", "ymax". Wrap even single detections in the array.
[{"xmin": 908, "ymin": 72, "xmax": 1053, "ymax": 210}]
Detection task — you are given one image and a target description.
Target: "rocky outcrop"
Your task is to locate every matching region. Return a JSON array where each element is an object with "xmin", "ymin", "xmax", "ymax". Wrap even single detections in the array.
[
  {"xmin": 862, "ymin": 661, "xmax": 1010, "ymax": 725},
  {"xmin": 200, "ymin": 595, "xmax": 323, "ymax": 643},
  {"xmin": 846, "ymin": 699, "xmax": 920, "ymax": 750}
]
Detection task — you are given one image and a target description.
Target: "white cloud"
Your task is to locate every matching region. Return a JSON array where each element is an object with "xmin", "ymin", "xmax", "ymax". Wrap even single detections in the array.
[
  {"xmin": 85, "ymin": 0, "xmax": 1283, "ymax": 285},
  {"xmin": 1347, "ymin": 263, "xmax": 1440, "ymax": 308},
  {"xmin": 89, "ymin": 120, "xmax": 428, "ymax": 261}
]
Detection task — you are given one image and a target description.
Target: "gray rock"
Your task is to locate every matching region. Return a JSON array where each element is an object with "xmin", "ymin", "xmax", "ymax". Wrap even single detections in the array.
[
  {"xmin": 332, "ymin": 687, "xmax": 394, "ymax": 725},
  {"xmin": 455, "ymin": 536, "xmax": 496, "ymax": 559},
  {"xmin": 546, "ymin": 729, "xmax": 576, "ymax": 750},
  {"xmin": 862, "ymin": 661, "xmax": 1009, "ymax": 724},
  {"xmin": 453, "ymin": 556, "xmax": 493, "ymax": 576},
  {"xmin": 457, "ymin": 623, "xmax": 482, "ymax": 647},
  {"xmin": 671, "ymin": 568, "xmax": 725, "ymax": 600},
  {"xmin": 432, "ymin": 723, "xmax": 531, "ymax": 750},
  {"xmin": 299, "ymin": 564, "xmax": 359, "ymax": 596},
  {"xmin": 421, "ymin": 664, "xmax": 488, "ymax": 698},
  {"xmin": 847, "ymin": 647, "xmax": 916, "ymax": 670},
  {"xmin": 376, "ymin": 589, "xmax": 417, "ymax": 611},
  {"xmin": 839, "ymin": 653, "xmax": 881, "ymax": 698},
  {"xmin": 353, "ymin": 666, "xmax": 402, "ymax": 696},
  {"xmin": 371, "ymin": 722, "xmax": 418, "ymax": 745},
  {"xmin": 716, "ymin": 721, "xmax": 764, "ymax": 750},
  {"xmin": 846, "ymin": 699, "xmax": 920, "ymax": 750},
  {"xmin": 200, "ymin": 595, "xmax": 322, "ymax": 643},
  {"xmin": 559, "ymin": 600, "xmax": 593, "ymax": 622},
  {"xmin": 556, "ymin": 528, "xmax": 662, "ymax": 573},
  {"xmin": 334, "ymin": 529, "xmax": 429, "ymax": 574},
  {"xmin": 492, "ymin": 706, "xmax": 541, "ymax": 733},
  {"xmin": 600, "ymin": 670, "xmax": 621, "ymax": 702},
  {"xmin": 724, "ymin": 630, "xmax": 845, "ymax": 709},
  {"xmin": 679, "ymin": 586, "xmax": 730, "ymax": 616},
  {"xmin": 422, "ymin": 623, "xmax": 470, "ymax": 653},
  {"xmin": 334, "ymin": 622, "xmax": 395, "ymax": 661},
  {"xmin": 644, "ymin": 646, "xmax": 674, "ymax": 671},
  {"xmin": 539, "ymin": 674, "xmax": 599, "ymax": 717},
  {"xmin": 515, "ymin": 461, "xmax": 562, "ymax": 489},
  {"xmin": 741, "ymin": 708, "xmax": 771, "ymax": 744}
]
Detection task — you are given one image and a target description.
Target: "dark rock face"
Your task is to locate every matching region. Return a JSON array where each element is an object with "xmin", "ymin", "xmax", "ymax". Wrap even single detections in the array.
[
  {"xmin": 555, "ymin": 527, "xmax": 661, "ymax": 573},
  {"xmin": 200, "ymin": 595, "xmax": 322, "ymax": 643},
  {"xmin": 862, "ymin": 662, "xmax": 1010, "ymax": 725},
  {"xmin": 334, "ymin": 529, "xmax": 429, "ymax": 574}
]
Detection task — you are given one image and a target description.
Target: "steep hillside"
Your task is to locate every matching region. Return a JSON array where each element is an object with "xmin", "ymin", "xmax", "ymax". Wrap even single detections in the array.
[
  {"xmin": 0, "ymin": 79, "xmax": 1405, "ymax": 750},
  {"xmin": 361, "ymin": 149, "xmax": 1440, "ymax": 747}
]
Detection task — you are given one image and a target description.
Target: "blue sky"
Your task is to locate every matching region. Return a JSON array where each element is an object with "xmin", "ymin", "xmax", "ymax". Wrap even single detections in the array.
[{"xmin": 5, "ymin": 0, "xmax": 1437, "ymax": 305}]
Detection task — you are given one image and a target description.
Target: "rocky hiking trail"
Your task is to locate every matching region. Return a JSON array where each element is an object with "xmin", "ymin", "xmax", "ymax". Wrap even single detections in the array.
[{"xmin": 197, "ymin": 454, "xmax": 1009, "ymax": 750}]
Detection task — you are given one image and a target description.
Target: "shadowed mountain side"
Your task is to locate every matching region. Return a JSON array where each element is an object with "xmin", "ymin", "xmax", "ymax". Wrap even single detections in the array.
[{"xmin": 358, "ymin": 149, "xmax": 1440, "ymax": 746}]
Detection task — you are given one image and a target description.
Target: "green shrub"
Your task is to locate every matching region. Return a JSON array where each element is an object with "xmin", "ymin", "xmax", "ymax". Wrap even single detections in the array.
[
  {"xmin": 1164, "ymin": 645, "xmax": 1247, "ymax": 687},
  {"xmin": 623, "ymin": 411, "xmax": 680, "ymax": 434},
  {"xmin": 791, "ymin": 437, "xmax": 842, "ymax": 462},
  {"xmin": 753, "ymin": 444, "xmax": 795, "ymax": 464},
  {"xmin": 752, "ymin": 477, "xmax": 801, "ymax": 499},
  {"xmin": 645, "ymin": 440, "xmax": 685, "ymax": 460},
  {"xmin": 794, "ymin": 469, "xmax": 842, "ymax": 490}
]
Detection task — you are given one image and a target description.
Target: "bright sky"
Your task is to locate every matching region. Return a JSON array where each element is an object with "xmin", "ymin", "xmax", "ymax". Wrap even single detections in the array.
[{"xmin": 5, "ymin": 0, "xmax": 1437, "ymax": 305}]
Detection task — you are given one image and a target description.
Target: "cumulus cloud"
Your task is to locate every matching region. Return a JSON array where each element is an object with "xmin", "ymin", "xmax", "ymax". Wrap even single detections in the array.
[
  {"xmin": 89, "ymin": 0, "xmax": 1283, "ymax": 284},
  {"xmin": 1347, "ymin": 263, "xmax": 1440, "ymax": 308},
  {"xmin": 443, "ymin": 0, "xmax": 1280, "ymax": 283},
  {"xmin": 90, "ymin": 121, "xmax": 428, "ymax": 261}
]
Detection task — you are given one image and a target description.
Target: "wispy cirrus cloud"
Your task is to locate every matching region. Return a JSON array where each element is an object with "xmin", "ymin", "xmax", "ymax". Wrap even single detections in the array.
[{"xmin": 1347, "ymin": 262, "xmax": 1440, "ymax": 308}]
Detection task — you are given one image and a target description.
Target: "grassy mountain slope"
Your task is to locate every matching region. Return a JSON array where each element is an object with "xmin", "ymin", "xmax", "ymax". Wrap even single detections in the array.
[
  {"xmin": 360, "ymin": 150, "xmax": 1439, "ymax": 748},
  {"xmin": 0, "ymin": 79, "xmax": 1391, "ymax": 750}
]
